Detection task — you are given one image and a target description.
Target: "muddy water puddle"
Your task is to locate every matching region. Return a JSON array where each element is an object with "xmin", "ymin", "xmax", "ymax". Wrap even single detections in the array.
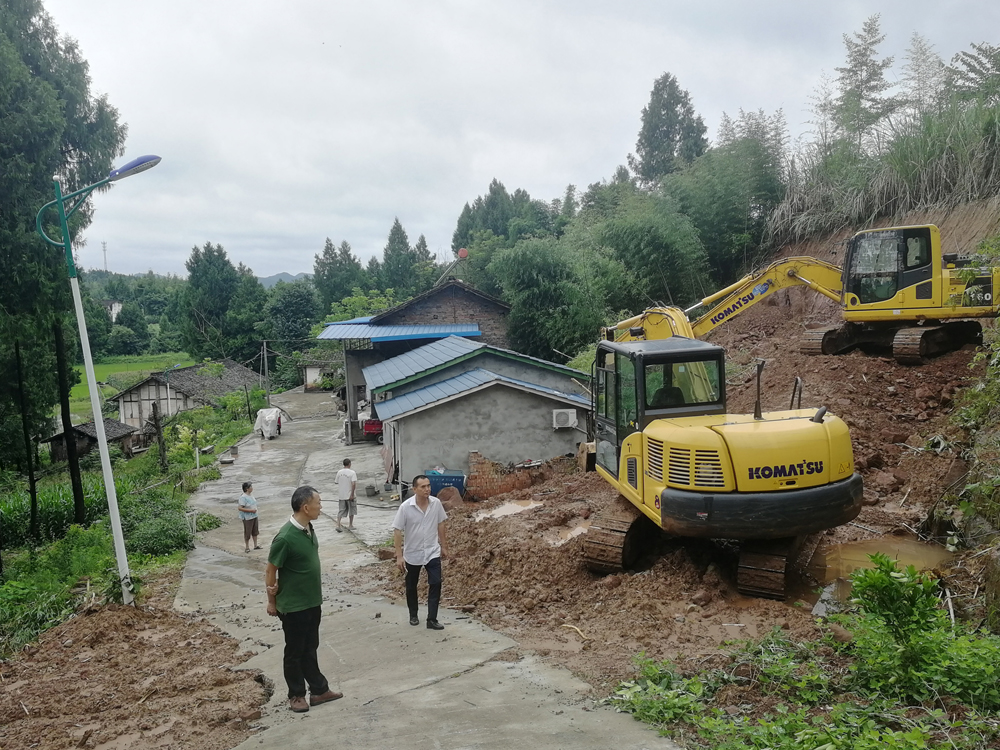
[
  {"xmin": 475, "ymin": 500, "xmax": 542, "ymax": 520},
  {"xmin": 792, "ymin": 536, "xmax": 953, "ymax": 612},
  {"xmin": 547, "ymin": 520, "xmax": 591, "ymax": 547},
  {"xmin": 808, "ymin": 537, "xmax": 953, "ymax": 585}
]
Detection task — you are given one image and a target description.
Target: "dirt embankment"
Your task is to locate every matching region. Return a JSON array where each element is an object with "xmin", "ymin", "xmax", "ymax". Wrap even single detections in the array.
[{"xmin": 0, "ymin": 570, "xmax": 267, "ymax": 750}]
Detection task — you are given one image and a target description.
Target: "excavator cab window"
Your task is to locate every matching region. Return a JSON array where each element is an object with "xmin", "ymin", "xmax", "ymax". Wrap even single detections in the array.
[
  {"xmin": 846, "ymin": 233, "xmax": 900, "ymax": 303},
  {"xmin": 645, "ymin": 359, "xmax": 721, "ymax": 410}
]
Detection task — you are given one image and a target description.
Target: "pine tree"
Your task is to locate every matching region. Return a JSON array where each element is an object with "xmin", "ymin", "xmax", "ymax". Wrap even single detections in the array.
[{"xmin": 628, "ymin": 73, "xmax": 708, "ymax": 185}]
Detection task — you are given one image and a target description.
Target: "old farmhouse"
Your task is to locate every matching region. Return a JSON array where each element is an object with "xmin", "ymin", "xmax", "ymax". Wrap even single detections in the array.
[
  {"xmin": 42, "ymin": 418, "xmax": 138, "ymax": 461},
  {"xmin": 110, "ymin": 359, "xmax": 260, "ymax": 431}
]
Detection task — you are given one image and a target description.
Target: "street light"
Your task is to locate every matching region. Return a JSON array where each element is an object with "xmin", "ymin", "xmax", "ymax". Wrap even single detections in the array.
[{"xmin": 35, "ymin": 154, "xmax": 162, "ymax": 606}]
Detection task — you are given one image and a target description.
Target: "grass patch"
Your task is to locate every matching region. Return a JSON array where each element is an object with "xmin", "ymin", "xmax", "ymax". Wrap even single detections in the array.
[{"xmin": 608, "ymin": 554, "xmax": 1000, "ymax": 749}]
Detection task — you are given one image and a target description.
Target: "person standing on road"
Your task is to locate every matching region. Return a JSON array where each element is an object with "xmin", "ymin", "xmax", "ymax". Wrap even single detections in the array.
[
  {"xmin": 335, "ymin": 458, "xmax": 357, "ymax": 532},
  {"xmin": 265, "ymin": 485, "xmax": 343, "ymax": 713},
  {"xmin": 392, "ymin": 475, "xmax": 449, "ymax": 630},
  {"xmin": 238, "ymin": 481, "xmax": 260, "ymax": 553}
]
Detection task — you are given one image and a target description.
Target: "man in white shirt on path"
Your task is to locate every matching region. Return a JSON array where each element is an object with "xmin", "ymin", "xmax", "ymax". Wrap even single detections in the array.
[
  {"xmin": 392, "ymin": 475, "xmax": 449, "ymax": 630},
  {"xmin": 335, "ymin": 458, "xmax": 357, "ymax": 532}
]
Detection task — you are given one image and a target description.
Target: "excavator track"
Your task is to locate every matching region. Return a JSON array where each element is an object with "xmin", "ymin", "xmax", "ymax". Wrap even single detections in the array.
[
  {"xmin": 736, "ymin": 537, "xmax": 804, "ymax": 599},
  {"xmin": 800, "ymin": 325, "xmax": 856, "ymax": 356},
  {"xmin": 582, "ymin": 496, "xmax": 650, "ymax": 574},
  {"xmin": 892, "ymin": 321, "xmax": 982, "ymax": 365}
]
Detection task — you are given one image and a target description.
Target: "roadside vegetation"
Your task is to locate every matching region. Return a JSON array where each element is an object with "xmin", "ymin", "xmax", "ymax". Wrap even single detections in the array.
[
  {"xmin": 0, "ymin": 392, "xmax": 260, "ymax": 657},
  {"xmin": 609, "ymin": 554, "xmax": 1000, "ymax": 749}
]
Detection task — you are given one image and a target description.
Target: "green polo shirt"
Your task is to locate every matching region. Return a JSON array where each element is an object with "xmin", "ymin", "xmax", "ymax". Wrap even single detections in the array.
[{"xmin": 268, "ymin": 520, "xmax": 322, "ymax": 614}]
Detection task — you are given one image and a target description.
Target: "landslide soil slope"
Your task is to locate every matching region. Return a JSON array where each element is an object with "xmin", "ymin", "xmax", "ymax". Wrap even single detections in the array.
[{"xmin": 356, "ymin": 282, "xmax": 985, "ymax": 691}]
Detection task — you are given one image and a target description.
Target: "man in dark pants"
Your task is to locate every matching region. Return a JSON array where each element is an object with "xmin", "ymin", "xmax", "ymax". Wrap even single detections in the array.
[
  {"xmin": 392, "ymin": 475, "xmax": 450, "ymax": 629},
  {"xmin": 265, "ymin": 485, "xmax": 343, "ymax": 713}
]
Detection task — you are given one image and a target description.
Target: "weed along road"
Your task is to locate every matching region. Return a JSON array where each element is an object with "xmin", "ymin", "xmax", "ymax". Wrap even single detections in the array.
[{"xmin": 177, "ymin": 394, "xmax": 676, "ymax": 749}]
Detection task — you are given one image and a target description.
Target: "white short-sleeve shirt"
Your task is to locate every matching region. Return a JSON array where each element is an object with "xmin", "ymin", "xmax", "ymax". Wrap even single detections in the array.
[
  {"xmin": 336, "ymin": 468, "xmax": 357, "ymax": 499},
  {"xmin": 392, "ymin": 496, "xmax": 447, "ymax": 566}
]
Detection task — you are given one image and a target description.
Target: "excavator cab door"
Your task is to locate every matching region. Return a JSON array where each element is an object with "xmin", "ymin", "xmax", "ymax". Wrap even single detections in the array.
[{"xmin": 594, "ymin": 347, "xmax": 639, "ymax": 475}]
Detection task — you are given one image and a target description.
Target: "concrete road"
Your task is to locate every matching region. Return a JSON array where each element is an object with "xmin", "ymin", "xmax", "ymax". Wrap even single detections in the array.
[{"xmin": 177, "ymin": 392, "xmax": 675, "ymax": 749}]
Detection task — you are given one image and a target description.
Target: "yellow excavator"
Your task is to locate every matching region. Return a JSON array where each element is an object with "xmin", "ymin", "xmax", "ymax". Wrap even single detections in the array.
[
  {"xmin": 635, "ymin": 224, "xmax": 994, "ymax": 364},
  {"xmin": 583, "ymin": 318, "xmax": 863, "ymax": 598}
]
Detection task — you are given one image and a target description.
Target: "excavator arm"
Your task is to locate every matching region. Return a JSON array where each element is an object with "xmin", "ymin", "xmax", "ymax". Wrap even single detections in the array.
[
  {"xmin": 689, "ymin": 257, "xmax": 842, "ymax": 338},
  {"xmin": 606, "ymin": 257, "xmax": 844, "ymax": 343}
]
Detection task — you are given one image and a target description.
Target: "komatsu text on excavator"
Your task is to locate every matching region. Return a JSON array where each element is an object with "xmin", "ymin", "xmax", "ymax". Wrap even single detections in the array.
[
  {"xmin": 620, "ymin": 224, "xmax": 995, "ymax": 364},
  {"xmin": 583, "ymin": 320, "xmax": 864, "ymax": 599}
]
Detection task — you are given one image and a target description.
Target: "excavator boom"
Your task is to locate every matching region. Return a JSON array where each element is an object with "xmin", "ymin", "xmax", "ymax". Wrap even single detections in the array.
[{"xmin": 605, "ymin": 257, "xmax": 843, "ymax": 343}]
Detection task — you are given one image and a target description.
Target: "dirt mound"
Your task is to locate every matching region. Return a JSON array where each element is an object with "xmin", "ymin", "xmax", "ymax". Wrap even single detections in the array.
[{"xmin": 0, "ymin": 572, "xmax": 267, "ymax": 750}]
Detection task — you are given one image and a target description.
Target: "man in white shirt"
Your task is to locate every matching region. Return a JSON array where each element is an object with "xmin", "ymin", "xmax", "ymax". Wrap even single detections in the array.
[
  {"xmin": 392, "ymin": 475, "xmax": 449, "ymax": 630},
  {"xmin": 335, "ymin": 458, "xmax": 358, "ymax": 532}
]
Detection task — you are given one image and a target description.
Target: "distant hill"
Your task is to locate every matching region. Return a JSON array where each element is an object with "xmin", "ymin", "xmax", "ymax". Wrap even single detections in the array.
[{"xmin": 258, "ymin": 272, "xmax": 310, "ymax": 289}]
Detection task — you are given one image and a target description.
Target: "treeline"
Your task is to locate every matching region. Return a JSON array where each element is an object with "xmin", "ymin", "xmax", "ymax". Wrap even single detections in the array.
[{"xmin": 450, "ymin": 17, "xmax": 1000, "ymax": 361}]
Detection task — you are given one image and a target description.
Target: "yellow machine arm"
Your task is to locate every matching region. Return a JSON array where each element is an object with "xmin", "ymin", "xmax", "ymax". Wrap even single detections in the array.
[{"xmin": 607, "ymin": 257, "xmax": 843, "ymax": 342}]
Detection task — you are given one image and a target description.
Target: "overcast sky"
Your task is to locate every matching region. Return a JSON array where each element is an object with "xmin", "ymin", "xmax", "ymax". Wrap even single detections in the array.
[{"xmin": 42, "ymin": 0, "xmax": 999, "ymax": 278}]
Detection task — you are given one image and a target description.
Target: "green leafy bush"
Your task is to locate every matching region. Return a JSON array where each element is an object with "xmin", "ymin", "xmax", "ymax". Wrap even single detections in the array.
[{"xmin": 608, "ymin": 554, "xmax": 1000, "ymax": 748}]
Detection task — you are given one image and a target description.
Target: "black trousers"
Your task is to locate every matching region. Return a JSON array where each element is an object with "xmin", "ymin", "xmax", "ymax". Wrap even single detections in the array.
[
  {"xmin": 278, "ymin": 605, "xmax": 329, "ymax": 698},
  {"xmin": 405, "ymin": 557, "xmax": 442, "ymax": 622}
]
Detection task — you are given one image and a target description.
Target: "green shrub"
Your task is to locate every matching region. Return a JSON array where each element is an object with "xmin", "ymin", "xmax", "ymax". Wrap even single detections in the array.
[
  {"xmin": 847, "ymin": 552, "xmax": 1000, "ymax": 709},
  {"xmin": 126, "ymin": 512, "xmax": 194, "ymax": 557},
  {"xmin": 195, "ymin": 513, "xmax": 223, "ymax": 532}
]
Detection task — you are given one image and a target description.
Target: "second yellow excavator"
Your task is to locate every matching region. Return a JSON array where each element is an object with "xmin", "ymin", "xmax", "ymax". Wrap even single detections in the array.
[{"xmin": 613, "ymin": 224, "xmax": 996, "ymax": 364}]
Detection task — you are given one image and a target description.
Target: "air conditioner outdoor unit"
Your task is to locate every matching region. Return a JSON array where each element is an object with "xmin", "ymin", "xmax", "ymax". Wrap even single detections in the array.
[{"xmin": 552, "ymin": 408, "xmax": 578, "ymax": 429}]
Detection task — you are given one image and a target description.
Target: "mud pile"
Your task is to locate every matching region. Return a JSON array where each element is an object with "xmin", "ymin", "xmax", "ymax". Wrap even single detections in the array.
[{"xmin": 0, "ymin": 572, "xmax": 267, "ymax": 750}]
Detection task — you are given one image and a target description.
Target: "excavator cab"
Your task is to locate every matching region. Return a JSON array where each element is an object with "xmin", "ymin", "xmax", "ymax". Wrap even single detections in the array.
[
  {"xmin": 593, "ymin": 337, "xmax": 725, "ymax": 476},
  {"xmin": 843, "ymin": 225, "xmax": 936, "ymax": 309}
]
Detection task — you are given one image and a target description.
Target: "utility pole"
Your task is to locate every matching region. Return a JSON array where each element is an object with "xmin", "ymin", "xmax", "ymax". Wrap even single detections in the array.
[{"xmin": 263, "ymin": 340, "xmax": 271, "ymax": 407}]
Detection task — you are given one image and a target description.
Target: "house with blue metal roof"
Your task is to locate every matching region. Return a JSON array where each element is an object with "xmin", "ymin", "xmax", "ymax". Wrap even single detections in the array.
[
  {"xmin": 315, "ymin": 280, "xmax": 510, "ymax": 442},
  {"xmin": 362, "ymin": 336, "xmax": 591, "ymax": 493}
]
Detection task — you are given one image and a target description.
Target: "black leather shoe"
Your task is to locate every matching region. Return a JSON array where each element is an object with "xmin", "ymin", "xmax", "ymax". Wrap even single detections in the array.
[
  {"xmin": 409, "ymin": 616, "xmax": 419, "ymax": 626},
  {"xmin": 426, "ymin": 620, "xmax": 444, "ymax": 630}
]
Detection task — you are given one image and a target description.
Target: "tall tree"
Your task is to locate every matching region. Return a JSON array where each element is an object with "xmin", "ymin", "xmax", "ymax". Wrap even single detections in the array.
[
  {"xmin": 224, "ymin": 263, "xmax": 268, "ymax": 363},
  {"xmin": 901, "ymin": 33, "xmax": 947, "ymax": 117},
  {"xmin": 313, "ymin": 238, "xmax": 364, "ymax": 313},
  {"xmin": 264, "ymin": 281, "xmax": 321, "ymax": 348},
  {"xmin": 628, "ymin": 73, "xmax": 708, "ymax": 185},
  {"xmin": 180, "ymin": 242, "xmax": 240, "ymax": 359},
  {"xmin": 381, "ymin": 218, "xmax": 414, "ymax": 294},
  {"xmin": 948, "ymin": 42, "xmax": 1000, "ymax": 105},
  {"xmin": 834, "ymin": 14, "xmax": 898, "ymax": 151},
  {"xmin": 0, "ymin": 0, "xmax": 125, "ymax": 494},
  {"xmin": 115, "ymin": 301, "xmax": 149, "ymax": 352}
]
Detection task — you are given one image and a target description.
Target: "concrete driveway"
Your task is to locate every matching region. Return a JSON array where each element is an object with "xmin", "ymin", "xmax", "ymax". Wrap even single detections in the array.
[{"xmin": 176, "ymin": 392, "xmax": 674, "ymax": 749}]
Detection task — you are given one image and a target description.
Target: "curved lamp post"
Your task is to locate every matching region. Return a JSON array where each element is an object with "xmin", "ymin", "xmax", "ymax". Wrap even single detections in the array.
[{"xmin": 36, "ymin": 154, "xmax": 162, "ymax": 605}]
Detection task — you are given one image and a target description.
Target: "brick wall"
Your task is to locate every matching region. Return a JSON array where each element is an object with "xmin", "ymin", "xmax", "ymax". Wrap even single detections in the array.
[
  {"xmin": 465, "ymin": 450, "xmax": 577, "ymax": 500},
  {"xmin": 379, "ymin": 286, "xmax": 510, "ymax": 348}
]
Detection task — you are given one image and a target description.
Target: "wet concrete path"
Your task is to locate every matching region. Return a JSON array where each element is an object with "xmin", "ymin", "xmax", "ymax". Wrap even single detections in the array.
[{"xmin": 177, "ymin": 392, "xmax": 674, "ymax": 749}]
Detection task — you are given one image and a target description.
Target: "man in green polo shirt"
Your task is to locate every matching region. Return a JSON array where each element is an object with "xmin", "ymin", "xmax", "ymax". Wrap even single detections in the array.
[{"xmin": 265, "ymin": 485, "xmax": 343, "ymax": 713}]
